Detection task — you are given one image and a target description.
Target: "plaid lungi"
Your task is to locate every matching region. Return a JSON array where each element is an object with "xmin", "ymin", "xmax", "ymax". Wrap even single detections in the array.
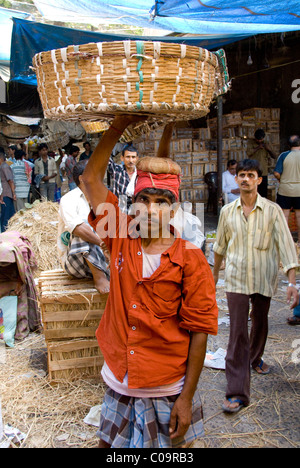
[
  {"xmin": 97, "ymin": 387, "xmax": 204, "ymax": 448},
  {"xmin": 64, "ymin": 236, "xmax": 109, "ymax": 279}
]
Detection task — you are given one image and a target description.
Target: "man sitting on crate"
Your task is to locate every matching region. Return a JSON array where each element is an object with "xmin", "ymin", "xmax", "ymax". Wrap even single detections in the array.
[
  {"xmin": 57, "ymin": 160, "xmax": 110, "ymax": 294},
  {"xmin": 82, "ymin": 115, "xmax": 218, "ymax": 449}
]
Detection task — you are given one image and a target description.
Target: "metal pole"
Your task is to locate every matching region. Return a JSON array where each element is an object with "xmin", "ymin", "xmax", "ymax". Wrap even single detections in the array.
[{"xmin": 217, "ymin": 95, "xmax": 223, "ymax": 217}]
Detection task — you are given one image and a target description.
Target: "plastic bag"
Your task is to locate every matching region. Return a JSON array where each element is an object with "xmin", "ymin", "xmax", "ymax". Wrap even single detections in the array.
[{"xmin": 0, "ymin": 296, "xmax": 18, "ymax": 348}]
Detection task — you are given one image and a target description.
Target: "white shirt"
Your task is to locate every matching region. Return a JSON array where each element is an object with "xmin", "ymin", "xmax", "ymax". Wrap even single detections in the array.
[
  {"xmin": 171, "ymin": 206, "xmax": 205, "ymax": 248},
  {"xmin": 222, "ymin": 170, "xmax": 240, "ymax": 203},
  {"xmin": 57, "ymin": 187, "xmax": 92, "ymax": 265}
]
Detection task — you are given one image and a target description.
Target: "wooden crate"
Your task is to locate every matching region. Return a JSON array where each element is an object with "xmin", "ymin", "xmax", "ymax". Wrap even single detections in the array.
[
  {"xmin": 39, "ymin": 269, "xmax": 107, "ymax": 342},
  {"xmin": 242, "ymin": 107, "xmax": 272, "ymax": 121},
  {"xmin": 192, "ymin": 152, "xmax": 209, "ymax": 164},
  {"xmin": 224, "ymin": 112, "xmax": 243, "ymax": 127},
  {"xmin": 266, "ymin": 121, "xmax": 280, "ymax": 132},
  {"xmin": 47, "ymin": 338, "xmax": 104, "ymax": 382},
  {"xmin": 180, "ymin": 188, "xmax": 194, "ymax": 202},
  {"xmin": 192, "ymin": 163, "xmax": 204, "ymax": 178},
  {"xmin": 38, "ymin": 269, "xmax": 108, "ymax": 381},
  {"xmin": 181, "ymin": 164, "xmax": 192, "ymax": 178},
  {"xmin": 193, "ymin": 184, "xmax": 208, "ymax": 202}
]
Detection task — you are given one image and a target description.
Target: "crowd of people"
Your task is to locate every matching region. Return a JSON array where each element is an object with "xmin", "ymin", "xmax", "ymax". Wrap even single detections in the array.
[{"xmin": 0, "ymin": 121, "xmax": 299, "ymax": 448}]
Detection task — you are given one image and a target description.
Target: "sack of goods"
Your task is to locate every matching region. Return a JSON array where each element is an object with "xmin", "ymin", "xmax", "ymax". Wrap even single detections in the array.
[{"xmin": 33, "ymin": 40, "xmax": 230, "ymax": 123}]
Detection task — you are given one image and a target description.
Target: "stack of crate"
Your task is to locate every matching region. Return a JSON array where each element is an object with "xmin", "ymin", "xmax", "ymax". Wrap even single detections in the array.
[
  {"xmin": 38, "ymin": 269, "xmax": 107, "ymax": 383},
  {"xmin": 208, "ymin": 107, "xmax": 281, "ymax": 163},
  {"xmin": 135, "ymin": 108, "xmax": 280, "ymax": 207}
]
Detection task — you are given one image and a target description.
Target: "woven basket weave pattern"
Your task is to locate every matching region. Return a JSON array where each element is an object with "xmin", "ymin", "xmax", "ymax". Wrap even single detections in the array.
[{"xmin": 33, "ymin": 41, "xmax": 229, "ymax": 121}]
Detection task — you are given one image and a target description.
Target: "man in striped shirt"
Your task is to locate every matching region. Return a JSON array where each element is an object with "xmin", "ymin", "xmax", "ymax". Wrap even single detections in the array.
[
  {"xmin": 11, "ymin": 149, "xmax": 32, "ymax": 211},
  {"xmin": 213, "ymin": 159, "xmax": 299, "ymax": 413}
]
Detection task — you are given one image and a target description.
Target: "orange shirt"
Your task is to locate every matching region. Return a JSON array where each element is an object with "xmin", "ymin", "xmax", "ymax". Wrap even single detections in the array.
[{"xmin": 89, "ymin": 191, "xmax": 218, "ymax": 388}]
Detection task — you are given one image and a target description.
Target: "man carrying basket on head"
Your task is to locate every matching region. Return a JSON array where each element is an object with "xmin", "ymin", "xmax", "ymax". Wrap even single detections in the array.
[{"xmin": 82, "ymin": 115, "xmax": 218, "ymax": 449}]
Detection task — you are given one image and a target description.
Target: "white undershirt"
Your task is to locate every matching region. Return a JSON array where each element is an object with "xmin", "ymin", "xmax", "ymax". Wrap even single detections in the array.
[{"xmin": 101, "ymin": 249, "xmax": 185, "ymax": 397}]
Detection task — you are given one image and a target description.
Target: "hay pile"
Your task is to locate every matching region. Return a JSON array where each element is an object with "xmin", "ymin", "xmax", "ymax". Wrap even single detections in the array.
[
  {"xmin": 6, "ymin": 200, "xmax": 61, "ymax": 277},
  {"xmin": 0, "ymin": 334, "xmax": 105, "ymax": 448}
]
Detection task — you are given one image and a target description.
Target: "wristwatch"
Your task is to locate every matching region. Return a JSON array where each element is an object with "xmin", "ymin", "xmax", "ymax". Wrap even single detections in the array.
[{"xmin": 288, "ymin": 283, "xmax": 299, "ymax": 291}]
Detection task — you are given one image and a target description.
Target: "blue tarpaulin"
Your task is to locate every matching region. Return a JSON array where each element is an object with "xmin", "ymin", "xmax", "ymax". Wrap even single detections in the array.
[
  {"xmin": 9, "ymin": 1, "xmax": 300, "ymax": 86},
  {"xmin": 32, "ymin": 0, "xmax": 300, "ymax": 34},
  {"xmin": 0, "ymin": 7, "xmax": 29, "ymax": 80},
  {"xmin": 11, "ymin": 18, "xmax": 247, "ymax": 86}
]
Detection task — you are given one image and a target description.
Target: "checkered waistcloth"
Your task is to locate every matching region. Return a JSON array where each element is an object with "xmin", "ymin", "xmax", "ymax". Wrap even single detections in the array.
[
  {"xmin": 63, "ymin": 235, "xmax": 109, "ymax": 279},
  {"xmin": 97, "ymin": 387, "xmax": 204, "ymax": 448}
]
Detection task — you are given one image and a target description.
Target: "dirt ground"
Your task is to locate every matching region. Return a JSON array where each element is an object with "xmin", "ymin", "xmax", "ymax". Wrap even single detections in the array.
[{"xmin": 0, "ymin": 271, "xmax": 299, "ymax": 448}]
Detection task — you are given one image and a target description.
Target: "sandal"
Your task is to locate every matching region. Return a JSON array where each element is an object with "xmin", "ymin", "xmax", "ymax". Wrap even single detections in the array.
[
  {"xmin": 254, "ymin": 359, "xmax": 270, "ymax": 375},
  {"xmin": 222, "ymin": 397, "xmax": 244, "ymax": 413},
  {"xmin": 287, "ymin": 316, "xmax": 300, "ymax": 326}
]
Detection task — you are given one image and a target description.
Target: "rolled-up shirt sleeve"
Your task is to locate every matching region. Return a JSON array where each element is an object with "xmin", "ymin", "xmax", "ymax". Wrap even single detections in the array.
[{"xmin": 179, "ymin": 247, "xmax": 218, "ymax": 336}]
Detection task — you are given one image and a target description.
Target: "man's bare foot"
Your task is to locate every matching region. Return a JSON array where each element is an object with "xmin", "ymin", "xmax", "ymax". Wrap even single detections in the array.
[
  {"xmin": 85, "ymin": 259, "xmax": 110, "ymax": 294},
  {"xmin": 94, "ymin": 274, "xmax": 110, "ymax": 294}
]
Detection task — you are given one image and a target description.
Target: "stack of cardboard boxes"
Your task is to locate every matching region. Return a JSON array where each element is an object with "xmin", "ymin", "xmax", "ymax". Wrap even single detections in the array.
[{"xmin": 135, "ymin": 107, "xmax": 280, "ymax": 207}]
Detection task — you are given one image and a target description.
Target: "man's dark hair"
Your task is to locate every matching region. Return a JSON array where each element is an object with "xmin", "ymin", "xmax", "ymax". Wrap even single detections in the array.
[
  {"xmin": 73, "ymin": 159, "xmax": 89, "ymax": 186},
  {"xmin": 288, "ymin": 135, "xmax": 300, "ymax": 148},
  {"xmin": 83, "ymin": 141, "xmax": 91, "ymax": 147},
  {"xmin": 15, "ymin": 149, "xmax": 26, "ymax": 161},
  {"xmin": 122, "ymin": 143, "xmax": 138, "ymax": 157},
  {"xmin": 70, "ymin": 145, "xmax": 80, "ymax": 155},
  {"xmin": 236, "ymin": 159, "xmax": 263, "ymax": 178},
  {"xmin": 38, "ymin": 143, "xmax": 48, "ymax": 152},
  {"xmin": 227, "ymin": 159, "xmax": 237, "ymax": 168},
  {"xmin": 254, "ymin": 129, "xmax": 265, "ymax": 140},
  {"xmin": 134, "ymin": 187, "xmax": 176, "ymax": 205}
]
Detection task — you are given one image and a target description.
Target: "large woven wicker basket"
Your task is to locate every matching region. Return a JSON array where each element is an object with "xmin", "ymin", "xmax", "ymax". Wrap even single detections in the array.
[{"xmin": 33, "ymin": 41, "xmax": 229, "ymax": 122}]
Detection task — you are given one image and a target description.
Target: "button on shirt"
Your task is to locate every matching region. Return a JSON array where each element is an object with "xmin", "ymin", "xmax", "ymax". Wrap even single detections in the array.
[
  {"xmin": 213, "ymin": 194, "xmax": 299, "ymax": 297},
  {"xmin": 88, "ymin": 190, "xmax": 218, "ymax": 389}
]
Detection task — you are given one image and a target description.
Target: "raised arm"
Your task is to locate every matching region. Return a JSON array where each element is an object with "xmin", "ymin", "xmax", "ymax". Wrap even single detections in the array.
[
  {"xmin": 156, "ymin": 122, "xmax": 176, "ymax": 159},
  {"xmin": 82, "ymin": 115, "xmax": 145, "ymax": 213}
]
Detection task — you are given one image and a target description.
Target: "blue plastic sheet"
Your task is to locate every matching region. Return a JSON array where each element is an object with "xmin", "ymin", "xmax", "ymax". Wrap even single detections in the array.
[{"xmin": 32, "ymin": 0, "xmax": 300, "ymax": 34}]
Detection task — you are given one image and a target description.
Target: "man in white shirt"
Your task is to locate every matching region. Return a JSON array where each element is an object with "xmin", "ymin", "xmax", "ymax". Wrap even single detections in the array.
[
  {"xmin": 222, "ymin": 160, "xmax": 240, "ymax": 203},
  {"xmin": 58, "ymin": 160, "xmax": 110, "ymax": 293}
]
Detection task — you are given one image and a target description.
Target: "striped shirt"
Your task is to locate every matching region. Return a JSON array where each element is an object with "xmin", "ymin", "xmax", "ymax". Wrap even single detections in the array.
[
  {"xmin": 11, "ymin": 160, "xmax": 30, "ymax": 198},
  {"xmin": 213, "ymin": 194, "xmax": 299, "ymax": 297}
]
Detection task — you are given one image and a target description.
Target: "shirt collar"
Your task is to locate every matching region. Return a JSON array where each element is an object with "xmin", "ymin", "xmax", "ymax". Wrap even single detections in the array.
[{"xmin": 236, "ymin": 193, "xmax": 264, "ymax": 211}]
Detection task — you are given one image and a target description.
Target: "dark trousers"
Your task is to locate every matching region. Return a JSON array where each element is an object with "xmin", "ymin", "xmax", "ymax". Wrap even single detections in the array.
[
  {"xmin": 0, "ymin": 196, "xmax": 16, "ymax": 232},
  {"xmin": 225, "ymin": 292, "xmax": 271, "ymax": 406}
]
